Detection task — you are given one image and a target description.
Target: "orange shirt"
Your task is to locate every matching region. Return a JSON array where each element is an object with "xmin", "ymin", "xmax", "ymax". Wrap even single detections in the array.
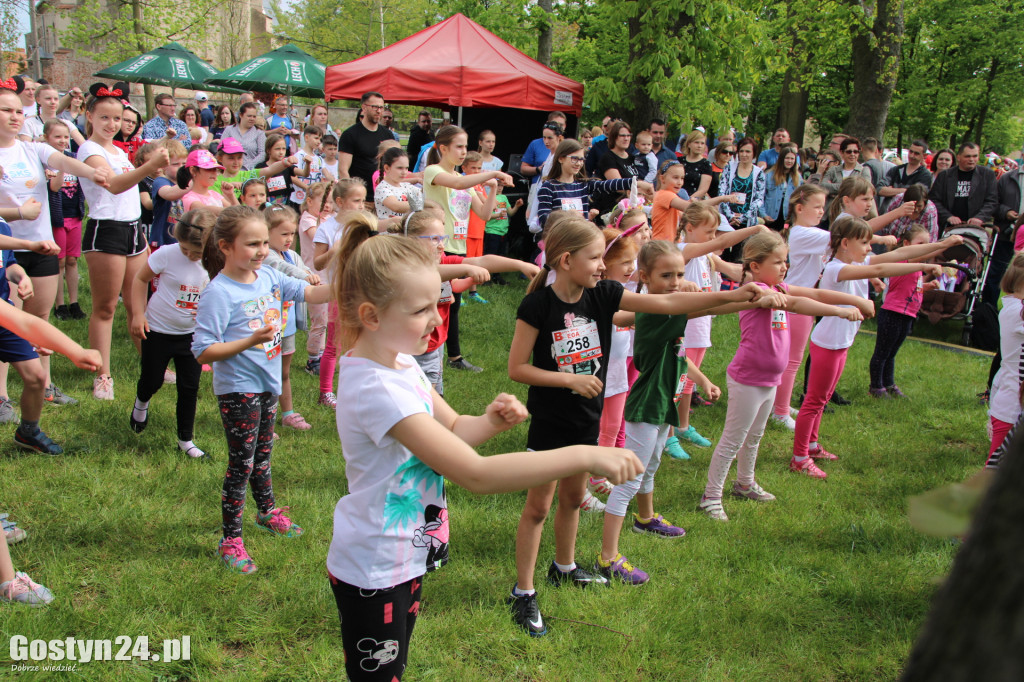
[{"xmin": 651, "ymin": 190, "xmax": 681, "ymax": 242}]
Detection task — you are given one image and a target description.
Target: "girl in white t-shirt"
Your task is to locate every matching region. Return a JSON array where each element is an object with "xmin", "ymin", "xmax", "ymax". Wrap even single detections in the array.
[
  {"xmin": 374, "ymin": 147, "xmax": 421, "ymax": 227},
  {"xmin": 179, "ymin": 149, "xmax": 236, "ymax": 213},
  {"xmin": 326, "ymin": 223, "xmax": 641, "ymax": 680},
  {"xmin": 671, "ymin": 203, "xmax": 765, "ymax": 459},
  {"xmin": 0, "ymin": 77, "xmax": 114, "ymax": 403},
  {"xmin": 128, "ymin": 209, "xmax": 213, "ymax": 459},
  {"xmin": 311, "ymin": 179, "xmax": 367, "ymax": 409},
  {"xmin": 792, "ymin": 216, "xmax": 950, "ymax": 478},
  {"xmin": 698, "ymin": 231, "xmax": 866, "ymax": 521},
  {"xmin": 478, "ymin": 129, "xmax": 503, "ymax": 172},
  {"xmin": 298, "ymin": 181, "xmax": 331, "ymax": 373},
  {"xmin": 987, "ymin": 255, "xmax": 1024, "ymax": 461},
  {"xmin": 77, "ymin": 81, "xmax": 171, "ymax": 400}
]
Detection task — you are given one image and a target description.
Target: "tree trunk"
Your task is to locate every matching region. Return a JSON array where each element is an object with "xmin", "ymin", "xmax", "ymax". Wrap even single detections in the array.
[
  {"xmin": 778, "ymin": 68, "xmax": 809, "ymax": 148},
  {"xmin": 622, "ymin": 11, "xmax": 696, "ymax": 128},
  {"xmin": 536, "ymin": 0, "xmax": 553, "ymax": 67},
  {"xmin": 844, "ymin": 0, "xmax": 904, "ymax": 142},
  {"xmin": 901, "ymin": 426, "xmax": 1024, "ymax": 681},
  {"xmin": 973, "ymin": 58, "xmax": 1000, "ymax": 149}
]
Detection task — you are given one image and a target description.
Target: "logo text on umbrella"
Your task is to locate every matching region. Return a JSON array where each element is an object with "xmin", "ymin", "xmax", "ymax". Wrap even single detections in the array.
[
  {"xmin": 234, "ymin": 58, "xmax": 272, "ymax": 79},
  {"xmin": 286, "ymin": 61, "xmax": 307, "ymax": 83},
  {"xmin": 123, "ymin": 55, "xmax": 157, "ymax": 74}
]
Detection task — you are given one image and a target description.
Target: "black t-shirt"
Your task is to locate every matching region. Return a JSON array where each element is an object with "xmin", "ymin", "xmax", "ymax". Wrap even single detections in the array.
[
  {"xmin": 340, "ymin": 120, "xmax": 394, "ymax": 188},
  {"xmin": 953, "ymin": 168, "xmax": 974, "ymax": 221},
  {"xmin": 885, "ymin": 163, "xmax": 933, "ymax": 191},
  {"xmin": 256, "ymin": 162, "xmax": 295, "ymax": 206},
  {"xmin": 139, "ymin": 176, "xmax": 154, "ymax": 226},
  {"xmin": 682, "ymin": 158, "xmax": 713, "ymax": 195},
  {"xmin": 594, "ymin": 152, "xmax": 639, "ymax": 213},
  {"xmin": 407, "ymin": 126, "xmax": 434, "ymax": 166},
  {"xmin": 516, "ymin": 279, "xmax": 624, "ymax": 450}
]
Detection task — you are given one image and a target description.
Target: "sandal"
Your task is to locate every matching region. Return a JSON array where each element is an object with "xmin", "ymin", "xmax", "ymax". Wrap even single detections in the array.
[{"xmin": 282, "ymin": 412, "xmax": 312, "ymax": 431}]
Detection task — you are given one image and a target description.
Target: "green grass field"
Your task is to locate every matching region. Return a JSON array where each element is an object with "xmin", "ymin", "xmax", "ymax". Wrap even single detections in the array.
[{"xmin": 0, "ymin": 268, "xmax": 990, "ymax": 680}]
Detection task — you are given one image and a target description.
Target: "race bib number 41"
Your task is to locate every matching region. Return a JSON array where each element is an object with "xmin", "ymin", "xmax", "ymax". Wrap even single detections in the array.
[{"xmin": 552, "ymin": 321, "xmax": 602, "ymax": 370}]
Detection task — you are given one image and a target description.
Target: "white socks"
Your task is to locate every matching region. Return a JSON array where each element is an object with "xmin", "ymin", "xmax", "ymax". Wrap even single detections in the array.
[
  {"xmin": 132, "ymin": 398, "xmax": 149, "ymax": 423},
  {"xmin": 178, "ymin": 440, "xmax": 206, "ymax": 458}
]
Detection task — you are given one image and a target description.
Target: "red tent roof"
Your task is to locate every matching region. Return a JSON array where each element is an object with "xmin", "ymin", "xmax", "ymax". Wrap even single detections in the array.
[{"xmin": 324, "ymin": 14, "xmax": 583, "ymax": 116}]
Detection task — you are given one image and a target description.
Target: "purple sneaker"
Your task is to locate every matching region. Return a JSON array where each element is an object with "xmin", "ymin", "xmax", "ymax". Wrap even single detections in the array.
[
  {"xmin": 886, "ymin": 385, "xmax": 907, "ymax": 399},
  {"xmin": 631, "ymin": 513, "xmax": 686, "ymax": 538},
  {"xmin": 594, "ymin": 553, "xmax": 649, "ymax": 585}
]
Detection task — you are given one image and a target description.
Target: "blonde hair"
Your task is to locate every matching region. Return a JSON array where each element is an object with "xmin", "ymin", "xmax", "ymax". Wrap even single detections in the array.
[
  {"xmin": 540, "ymin": 209, "xmax": 577, "ymax": 242},
  {"xmin": 201, "ymin": 205, "xmax": 266, "ymax": 280},
  {"xmin": 602, "ymin": 227, "xmax": 639, "ymax": 264},
  {"xmin": 462, "ymin": 151, "xmax": 483, "ymax": 167},
  {"xmin": 680, "ymin": 203, "xmax": 721, "ymax": 241},
  {"xmin": 332, "ymin": 177, "xmax": 366, "ymax": 204},
  {"xmin": 788, "ymin": 183, "xmax": 827, "ymax": 223},
  {"xmin": 265, "ymin": 205, "xmax": 299, "ymax": 232},
  {"xmin": 635, "ymin": 131, "xmax": 653, "ymax": 144},
  {"xmin": 1001, "ymin": 253, "xmax": 1024, "ymax": 294},
  {"xmin": 608, "ymin": 204, "xmax": 645, "ymax": 231},
  {"xmin": 683, "ymin": 130, "xmax": 706, "ymax": 155},
  {"xmin": 829, "ymin": 175, "xmax": 874, "ymax": 223},
  {"xmin": 740, "ymin": 231, "xmax": 786, "ymax": 283},
  {"xmin": 528, "ymin": 218, "xmax": 602, "ymax": 293},
  {"xmin": 159, "ymin": 138, "xmax": 188, "ymax": 159},
  {"xmin": 828, "ymin": 215, "xmax": 873, "ymax": 260},
  {"xmin": 301, "ymin": 181, "xmax": 331, "ymax": 214},
  {"xmin": 333, "ymin": 216, "xmax": 435, "ymax": 350},
  {"xmin": 391, "ymin": 210, "xmax": 442, "ymax": 237}
]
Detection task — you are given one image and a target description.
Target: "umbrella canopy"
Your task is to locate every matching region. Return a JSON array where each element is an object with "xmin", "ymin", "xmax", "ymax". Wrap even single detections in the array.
[
  {"xmin": 94, "ymin": 42, "xmax": 242, "ymax": 93},
  {"xmin": 204, "ymin": 44, "xmax": 326, "ymax": 99}
]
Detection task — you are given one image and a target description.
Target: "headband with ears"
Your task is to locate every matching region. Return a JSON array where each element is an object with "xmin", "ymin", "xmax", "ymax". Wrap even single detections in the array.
[
  {"xmin": 88, "ymin": 81, "xmax": 130, "ymax": 100},
  {"xmin": 0, "ymin": 76, "xmax": 24, "ymax": 95}
]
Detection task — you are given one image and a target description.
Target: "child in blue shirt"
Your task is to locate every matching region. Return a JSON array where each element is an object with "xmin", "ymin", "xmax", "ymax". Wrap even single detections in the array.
[{"xmin": 191, "ymin": 206, "xmax": 331, "ymax": 574}]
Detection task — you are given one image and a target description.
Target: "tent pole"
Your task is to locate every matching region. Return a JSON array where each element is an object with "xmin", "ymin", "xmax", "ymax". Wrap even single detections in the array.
[{"xmin": 457, "ymin": 106, "xmax": 462, "ymax": 129}]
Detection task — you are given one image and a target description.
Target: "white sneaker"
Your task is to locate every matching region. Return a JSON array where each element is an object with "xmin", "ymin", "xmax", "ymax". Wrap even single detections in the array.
[
  {"xmin": 790, "ymin": 407, "xmax": 799, "ymax": 418},
  {"xmin": 580, "ymin": 491, "xmax": 606, "ymax": 513},
  {"xmin": 770, "ymin": 413, "xmax": 795, "ymax": 430},
  {"xmin": 93, "ymin": 374, "xmax": 114, "ymax": 401}
]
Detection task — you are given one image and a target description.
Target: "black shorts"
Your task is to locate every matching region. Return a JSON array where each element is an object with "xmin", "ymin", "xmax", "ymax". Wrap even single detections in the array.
[
  {"xmin": 0, "ymin": 326, "xmax": 38, "ymax": 363},
  {"xmin": 83, "ymin": 219, "xmax": 147, "ymax": 257},
  {"xmin": 13, "ymin": 251, "xmax": 59, "ymax": 277}
]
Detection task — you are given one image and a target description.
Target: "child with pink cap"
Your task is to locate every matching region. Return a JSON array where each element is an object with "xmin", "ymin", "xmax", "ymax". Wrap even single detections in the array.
[{"xmin": 181, "ymin": 149, "xmax": 237, "ymax": 213}]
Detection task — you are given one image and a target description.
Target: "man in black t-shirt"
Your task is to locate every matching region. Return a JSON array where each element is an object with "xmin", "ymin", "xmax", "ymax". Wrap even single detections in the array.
[
  {"xmin": 928, "ymin": 143, "xmax": 998, "ymax": 228},
  {"xmin": 407, "ymin": 110, "xmax": 433, "ymax": 163},
  {"xmin": 879, "ymin": 140, "xmax": 933, "ymax": 211},
  {"xmin": 338, "ymin": 91, "xmax": 394, "ymax": 188}
]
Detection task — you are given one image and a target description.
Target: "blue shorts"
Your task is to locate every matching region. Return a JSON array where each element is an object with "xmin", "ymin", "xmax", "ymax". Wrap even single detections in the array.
[{"xmin": 0, "ymin": 326, "xmax": 38, "ymax": 363}]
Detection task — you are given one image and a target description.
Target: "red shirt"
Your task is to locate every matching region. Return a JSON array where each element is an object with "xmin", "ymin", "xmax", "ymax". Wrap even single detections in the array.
[{"xmin": 426, "ymin": 255, "xmax": 474, "ymax": 352}]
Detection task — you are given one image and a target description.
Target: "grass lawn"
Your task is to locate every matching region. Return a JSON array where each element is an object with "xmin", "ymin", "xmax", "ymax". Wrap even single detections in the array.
[{"xmin": 0, "ymin": 266, "xmax": 990, "ymax": 680}]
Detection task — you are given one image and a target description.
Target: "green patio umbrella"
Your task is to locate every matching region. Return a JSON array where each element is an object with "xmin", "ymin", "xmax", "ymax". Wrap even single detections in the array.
[
  {"xmin": 94, "ymin": 42, "xmax": 243, "ymax": 93},
  {"xmin": 203, "ymin": 44, "xmax": 326, "ymax": 99}
]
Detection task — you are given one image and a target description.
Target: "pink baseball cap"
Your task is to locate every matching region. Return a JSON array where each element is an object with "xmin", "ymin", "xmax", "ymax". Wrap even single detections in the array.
[
  {"xmin": 218, "ymin": 137, "xmax": 244, "ymax": 155},
  {"xmin": 186, "ymin": 149, "xmax": 224, "ymax": 170}
]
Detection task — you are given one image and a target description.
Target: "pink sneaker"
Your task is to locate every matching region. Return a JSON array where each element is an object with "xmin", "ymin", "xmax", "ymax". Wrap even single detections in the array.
[
  {"xmin": 789, "ymin": 457, "xmax": 827, "ymax": 479},
  {"xmin": 219, "ymin": 537, "xmax": 257, "ymax": 574},
  {"xmin": 0, "ymin": 571, "xmax": 54, "ymax": 606},
  {"xmin": 282, "ymin": 412, "xmax": 312, "ymax": 430},
  {"xmin": 255, "ymin": 507, "xmax": 303, "ymax": 538},
  {"xmin": 93, "ymin": 374, "xmax": 114, "ymax": 400},
  {"xmin": 318, "ymin": 392, "xmax": 337, "ymax": 409},
  {"xmin": 808, "ymin": 445, "xmax": 838, "ymax": 461}
]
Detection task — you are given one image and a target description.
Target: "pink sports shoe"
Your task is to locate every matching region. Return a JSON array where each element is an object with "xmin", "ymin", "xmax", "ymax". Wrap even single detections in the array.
[
  {"xmin": 256, "ymin": 507, "xmax": 303, "ymax": 538},
  {"xmin": 808, "ymin": 445, "xmax": 839, "ymax": 461},
  {"xmin": 282, "ymin": 412, "xmax": 312, "ymax": 430},
  {"xmin": 789, "ymin": 457, "xmax": 827, "ymax": 479}
]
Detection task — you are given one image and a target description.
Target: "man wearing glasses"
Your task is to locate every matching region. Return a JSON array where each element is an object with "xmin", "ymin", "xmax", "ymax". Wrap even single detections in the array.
[
  {"xmin": 338, "ymin": 91, "xmax": 394, "ymax": 187},
  {"xmin": 142, "ymin": 93, "xmax": 191, "ymax": 148}
]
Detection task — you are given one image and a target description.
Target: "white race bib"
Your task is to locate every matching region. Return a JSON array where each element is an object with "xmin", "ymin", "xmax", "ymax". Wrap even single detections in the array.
[
  {"xmin": 560, "ymin": 197, "xmax": 584, "ymax": 217},
  {"xmin": 552, "ymin": 321, "xmax": 602, "ymax": 371},
  {"xmin": 771, "ymin": 308, "xmax": 788, "ymax": 331},
  {"xmin": 174, "ymin": 284, "xmax": 202, "ymax": 312}
]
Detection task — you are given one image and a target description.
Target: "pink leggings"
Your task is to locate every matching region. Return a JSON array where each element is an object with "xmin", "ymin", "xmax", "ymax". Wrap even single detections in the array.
[
  {"xmin": 990, "ymin": 416, "xmax": 1013, "ymax": 457},
  {"xmin": 319, "ymin": 302, "xmax": 339, "ymax": 395},
  {"xmin": 793, "ymin": 343, "xmax": 847, "ymax": 457},
  {"xmin": 773, "ymin": 312, "xmax": 814, "ymax": 417},
  {"xmin": 599, "ymin": 392, "xmax": 627, "ymax": 448},
  {"xmin": 306, "ymin": 301, "xmax": 328, "ymax": 358},
  {"xmin": 681, "ymin": 347, "xmax": 707, "ymax": 394}
]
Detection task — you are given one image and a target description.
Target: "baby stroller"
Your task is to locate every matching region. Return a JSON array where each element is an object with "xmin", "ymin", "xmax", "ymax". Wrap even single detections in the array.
[{"xmin": 917, "ymin": 224, "xmax": 997, "ymax": 347}]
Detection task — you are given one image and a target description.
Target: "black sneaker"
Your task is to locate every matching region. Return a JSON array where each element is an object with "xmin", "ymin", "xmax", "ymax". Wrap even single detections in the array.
[
  {"xmin": 129, "ymin": 407, "xmax": 148, "ymax": 433},
  {"xmin": 546, "ymin": 561, "xmax": 609, "ymax": 588},
  {"xmin": 304, "ymin": 357, "xmax": 321, "ymax": 377},
  {"xmin": 68, "ymin": 302, "xmax": 86, "ymax": 320},
  {"xmin": 447, "ymin": 357, "xmax": 483, "ymax": 372},
  {"xmin": 508, "ymin": 590, "xmax": 547, "ymax": 637},
  {"xmin": 830, "ymin": 391, "xmax": 851, "ymax": 406},
  {"xmin": 53, "ymin": 305, "xmax": 70, "ymax": 320},
  {"xmin": 14, "ymin": 428, "xmax": 63, "ymax": 455}
]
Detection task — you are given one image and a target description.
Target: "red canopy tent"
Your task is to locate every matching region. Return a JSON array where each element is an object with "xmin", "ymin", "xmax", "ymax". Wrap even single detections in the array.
[{"xmin": 324, "ymin": 14, "xmax": 583, "ymax": 118}]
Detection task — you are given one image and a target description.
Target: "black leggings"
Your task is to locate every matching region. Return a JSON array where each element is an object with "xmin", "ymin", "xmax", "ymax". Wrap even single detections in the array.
[
  {"xmin": 445, "ymin": 292, "xmax": 462, "ymax": 359},
  {"xmin": 329, "ymin": 572, "xmax": 422, "ymax": 681},
  {"xmin": 217, "ymin": 392, "xmax": 277, "ymax": 539},
  {"xmin": 136, "ymin": 331, "xmax": 201, "ymax": 441},
  {"xmin": 869, "ymin": 308, "xmax": 915, "ymax": 389}
]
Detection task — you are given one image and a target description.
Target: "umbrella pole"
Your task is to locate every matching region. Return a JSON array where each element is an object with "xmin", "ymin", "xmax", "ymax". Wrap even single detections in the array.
[{"xmin": 457, "ymin": 106, "xmax": 463, "ymax": 129}]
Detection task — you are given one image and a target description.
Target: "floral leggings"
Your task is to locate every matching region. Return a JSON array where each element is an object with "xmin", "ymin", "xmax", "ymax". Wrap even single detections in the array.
[{"xmin": 218, "ymin": 392, "xmax": 277, "ymax": 539}]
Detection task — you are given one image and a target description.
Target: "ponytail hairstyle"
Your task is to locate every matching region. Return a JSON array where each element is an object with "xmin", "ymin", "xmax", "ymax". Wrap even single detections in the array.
[
  {"xmin": 265, "ymin": 204, "xmax": 299, "ymax": 232},
  {"xmin": 899, "ymin": 222, "xmax": 930, "ymax": 246},
  {"xmin": 301, "ymin": 180, "xmax": 331, "ymax": 214},
  {"xmin": 173, "ymin": 207, "xmax": 216, "ymax": 249},
  {"xmin": 740, "ymin": 230, "xmax": 786, "ymax": 284},
  {"xmin": 84, "ymin": 81, "xmax": 129, "ymax": 137},
  {"xmin": 201, "ymin": 205, "xmax": 266, "ymax": 280},
  {"xmin": 546, "ymin": 139, "xmax": 586, "ymax": 181},
  {"xmin": 528, "ymin": 218, "xmax": 603, "ymax": 294},
  {"xmin": 379, "ymin": 146, "xmax": 408, "ymax": 178},
  {"xmin": 827, "ymin": 215, "xmax": 873, "ymax": 261},
  {"xmin": 636, "ymin": 240, "xmax": 680, "ymax": 281},
  {"xmin": 828, "ymin": 175, "xmax": 874, "ymax": 223},
  {"xmin": 426, "ymin": 125, "xmax": 465, "ymax": 166},
  {"xmin": 176, "ymin": 164, "xmax": 193, "ymax": 189},
  {"xmin": 679, "ymin": 202, "xmax": 721, "ymax": 242},
  {"xmin": 331, "ymin": 177, "xmax": 367, "ymax": 206},
  {"xmin": 787, "ymin": 183, "xmax": 827, "ymax": 228},
  {"xmin": 602, "ymin": 227, "xmax": 639, "ymax": 265},
  {"xmin": 333, "ymin": 214, "xmax": 435, "ymax": 350}
]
